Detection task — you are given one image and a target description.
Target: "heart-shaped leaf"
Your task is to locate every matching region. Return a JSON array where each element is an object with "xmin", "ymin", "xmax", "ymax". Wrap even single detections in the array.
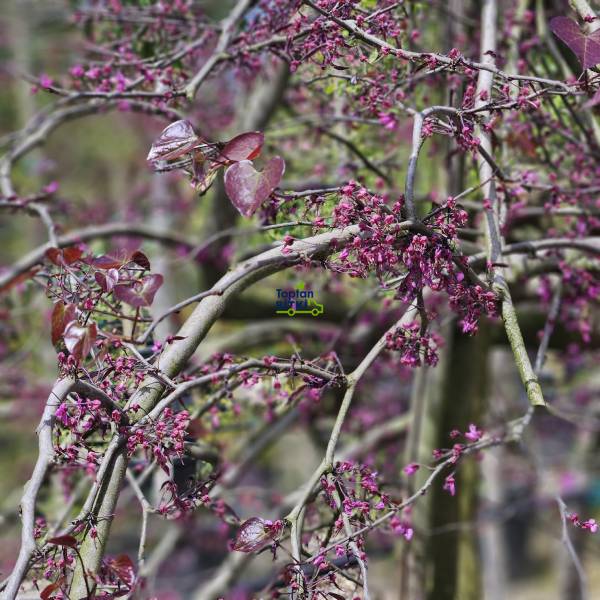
[
  {"xmin": 45, "ymin": 247, "xmax": 84, "ymax": 267},
  {"xmin": 221, "ymin": 132, "xmax": 264, "ymax": 162},
  {"xmin": 48, "ymin": 535, "xmax": 78, "ymax": 548},
  {"xmin": 550, "ymin": 17, "xmax": 600, "ymax": 69},
  {"xmin": 95, "ymin": 268, "xmax": 119, "ymax": 292},
  {"xmin": 51, "ymin": 302, "xmax": 77, "ymax": 345},
  {"xmin": 147, "ymin": 119, "xmax": 199, "ymax": 163},
  {"xmin": 107, "ymin": 554, "xmax": 136, "ymax": 588},
  {"xmin": 233, "ymin": 518, "xmax": 284, "ymax": 553},
  {"xmin": 63, "ymin": 321, "xmax": 97, "ymax": 360},
  {"xmin": 130, "ymin": 250, "xmax": 151, "ymax": 270},
  {"xmin": 40, "ymin": 578, "xmax": 65, "ymax": 600},
  {"xmin": 113, "ymin": 274, "xmax": 164, "ymax": 307},
  {"xmin": 92, "ymin": 253, "xmax": 127, "ymax": 269},
  {"xmin": 224, "ymin": 156, "xmax": 285, "ymax": 217}
]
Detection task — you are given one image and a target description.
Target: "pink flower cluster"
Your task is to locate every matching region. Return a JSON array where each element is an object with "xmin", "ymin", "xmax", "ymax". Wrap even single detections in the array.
[
  {"xmin": 126, "ymin": 408, "xmax": 190, "ymax": 470},
  {"xmin": 385, "ymin": 321, "xmax": 443, "ymax": 368},
  {"xmin": 568, "ymin": 513, "xmax": 598, "ymax": 534}
]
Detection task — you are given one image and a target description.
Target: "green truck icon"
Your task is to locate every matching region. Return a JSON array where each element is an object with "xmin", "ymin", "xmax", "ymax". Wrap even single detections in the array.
[{"xmin": 276, "ymin": 298, "xmax": 324, "ymax": 317}]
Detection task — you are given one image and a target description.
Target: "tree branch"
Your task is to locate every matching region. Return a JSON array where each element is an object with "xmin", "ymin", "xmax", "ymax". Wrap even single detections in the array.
[
  {"xmin": 2, "ymin": 377, "xmax": 76, "ymax": 600},
  {"xmin": 69, "ymin": 224, "xmax": 360, "ymax": 595}
]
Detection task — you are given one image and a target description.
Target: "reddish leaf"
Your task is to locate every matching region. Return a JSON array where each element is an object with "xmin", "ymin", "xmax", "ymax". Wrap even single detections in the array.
[
  {"xmin": 40, "ymin": 578, "xmax": 65, "ymax": 600},
  {"xmin": 107, "ymin": 554, "xmax": 136, "ymax": 588},
  {"xmin": 147, "ymin": 119, "xmax": 199, "ymax": 163},
  {"xmin": 45, "ymin": 247, "xmax": 83, "ymax": 266},
  {"xmin": 113, "ymin": 274, "xmax": 164, "ymax": 307},
  {"xmin": 51, "ymin": 302, "xmax": 65, "ymax": 345},
  {"xmin": 224, "ymin": 156, "xmax": 285, "ymax": 217},
  {"xmin": 48, "ymin": 535, "xmax": 78, "ymax": 548},
  {"xmin": 92, "ymin": 254, "xmax": 125, "ymax": 269},
  {"xmin": 95, "ymin": 268, "xmax": 119, "ymax": 292},
  {"xmin": 233, "ymin": 518, "xmax": 284, "ymax": 553},
  {"xmin": 263, "ymin": 156, "xmax": 285, "ymax": 188},
  {"xmin": 62, "ymin": 247, "xmax": 84, "ymax": 264},
  {"xmin": 45, "ymin": 248, "xmax": 62, "ymax": 265},
  {"xmin": 222, "ymin": 132, "xmax": 264, "ymax": 162},
  {"xmin": 63, "ymin": 321, "xmax": 97, "ymax": 360},
  {"xmin": 130, "ymin": 250, "xmax": 151, "ymax": 270},
  {"xmin": 550, "ymin": 17, "xmax": 600, "ymax": 69},
  {"xmin": 51, "ymin": 302, "xmax": 76, "ymax": 345}
]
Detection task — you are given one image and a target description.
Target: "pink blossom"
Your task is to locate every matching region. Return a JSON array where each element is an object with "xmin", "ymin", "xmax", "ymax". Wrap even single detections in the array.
[
  {"xmin": 403, "ymin": 463, "xmax": 420, "ymax": 476},
  {"xmin": 443, "ymin": 474, "xmax": 456, "ymax": 496},
  {"xmin": 40, "ymin": 74, "xmax": 53, "ymax": 89},
  {"xmin": 464, "ymin": 424, "xmax": 482, "ymax": 442},
  {"xmin": 43, "ymin": 181, "xmax": 59, "ymax": 194},
  {"xmin": 582, "ymin": 519, "xmax": 598, "ymax": 533}
]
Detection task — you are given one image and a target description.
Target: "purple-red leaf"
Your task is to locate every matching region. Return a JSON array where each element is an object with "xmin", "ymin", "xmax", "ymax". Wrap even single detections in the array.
[
  {"xmin": 550, "ymin": 17, "xmax": 600, "ymax": 69},
  {"xmin": 113, "ymin": 274, "xmax": 164, "ymax": 307},
  {"xmin": 263, "ymin": 156, "xmax": 286, "ymax": 188},
  {"xmin": 233, "ymin": 518, "xmax": 284, "ymax": 553},
  {"xmin": 51, "ymin": 302, "xmax": 77, "ymax": 345},
  {"xmin": 130, "ymin": 250, "xmax": 151, "ymax": 270},
  {"xmin": 45, "ymin": 247, "xmax": 84, "ymax": 267},
  {"xmin": 147, "ymin": 119, "xmax": 199, "ymax": 163},
  {"xmin": 224, "ymin": 156, "xmax": 285, "ymax": 217},
  {"xmin": 221, "ymin": 132, "xmax": 264, "ymax": 162},
  {"xmin": 95, "ymin": 268, "xmax": 119, "ymax": 292},
  {"xmin": 48, "ymin": 535, "xmax": 78, "ymax": 548},
  {"xmin": 40, "ymin": 578, "xmax": 65, "ymax": 600},
  {"xmin": 107, "ymin": 554, "xmax": 136, "ymax": 588},
  {"xmin": 63, "ymin": 321, "xmax": 97, "ymax": 360},
  {"xmin": 92, "ymin": 254, "xmax": 126, "ymax": 269}
]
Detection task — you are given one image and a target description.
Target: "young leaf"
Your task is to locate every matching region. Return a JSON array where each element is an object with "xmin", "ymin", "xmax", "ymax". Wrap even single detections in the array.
[
  {"xmin": 550, "ymin": 17, "xmax": 600, "ymax": 69},
  {"xmin": 233, "ymin": 518, "xmax": 284, "ymax": 553},
  {"xmin": 63, "ymin": 247, "xmax": 84, "ymax": 264},
  {"xmin": 92, "ymin": 254, "xmax": 126, "ymax": 269},
  {"xmin": 45, "ymin": 247, "xmax": 83, "ymax": 267},
  {"xmin": 95, "ymin": 268, "xmax": 119, "ymax": 292},
  {"xmin": 51, "ymin": 302, "xmax": 77, "ymax": 345},
  {"xmin": 263, "ymin": 156, "xmax": 286, "ymax": 188},
  {"xmin": 63, "ymin": 321, "xmax": 97, "ymax": 360},
  {"xmin": 40, "ymin": 578, "xmax": 65, "ymax": 600},
  {"xmin": 147, "ymin": 119, "xmax": 199, "ymax": 163},
  {"xmin": 224, "ymin": 156, "xmax": 285, "ymax": 217},
  {"xmin": 48, "ymin": 535, "xmax": 78, "ymax": 548},
  {"xmin": 221, "ymin": 132, "xmax": 264, "ymax": 162},
  {"xmin": 107, "ymin": 554, "xmax": 136, "ymax": 588},
  {"xmin": 130, "ymin": 250, "xmax": 151, "ymax": 270},
  {"xmin": 113, "ymin": 274, "xmax": 164, "ymax": 307}
]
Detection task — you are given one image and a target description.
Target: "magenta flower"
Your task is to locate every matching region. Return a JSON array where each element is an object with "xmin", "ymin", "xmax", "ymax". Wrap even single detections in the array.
[
  {"xmin": 40, "ymin": 74, "xmax": 53, "ymax": 89},
  {"xmin": 443, "ymin": 474, "xmax": 456, "ymax": 497},
  {"xmin": 464, "ymin": 424, "xmax": 483, "ymax": 442},
  {"xmin": 582, "ymin": 519, "xmax": 598, "ymax": 533},
  {"xmin": 403, "ymin": 463, "xmax": 420, "ymax": 476}
]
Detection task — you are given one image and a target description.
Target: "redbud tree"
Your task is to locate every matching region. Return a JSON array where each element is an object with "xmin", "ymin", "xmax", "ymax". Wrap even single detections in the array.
[{"xmin": 0, "ymin": 1, "xmax": 599, "ymax": 599}]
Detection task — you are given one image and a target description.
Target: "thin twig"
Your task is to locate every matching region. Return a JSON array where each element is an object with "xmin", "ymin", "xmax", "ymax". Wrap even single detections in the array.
[{"xmin": 1, "ymin": 377, "xmax": 76, "ymax": 600}]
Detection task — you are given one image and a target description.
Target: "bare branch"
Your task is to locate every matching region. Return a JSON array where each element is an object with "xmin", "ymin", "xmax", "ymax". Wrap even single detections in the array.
[{"xmin": 2, "ymin": 377, "xmax": 76, "ymax": 600}]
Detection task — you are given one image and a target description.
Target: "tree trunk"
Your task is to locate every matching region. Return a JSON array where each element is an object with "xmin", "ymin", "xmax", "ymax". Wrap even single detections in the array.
[{"xmin": 423, "ymin": 324, "xmax": 490, "ymax": 600}]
